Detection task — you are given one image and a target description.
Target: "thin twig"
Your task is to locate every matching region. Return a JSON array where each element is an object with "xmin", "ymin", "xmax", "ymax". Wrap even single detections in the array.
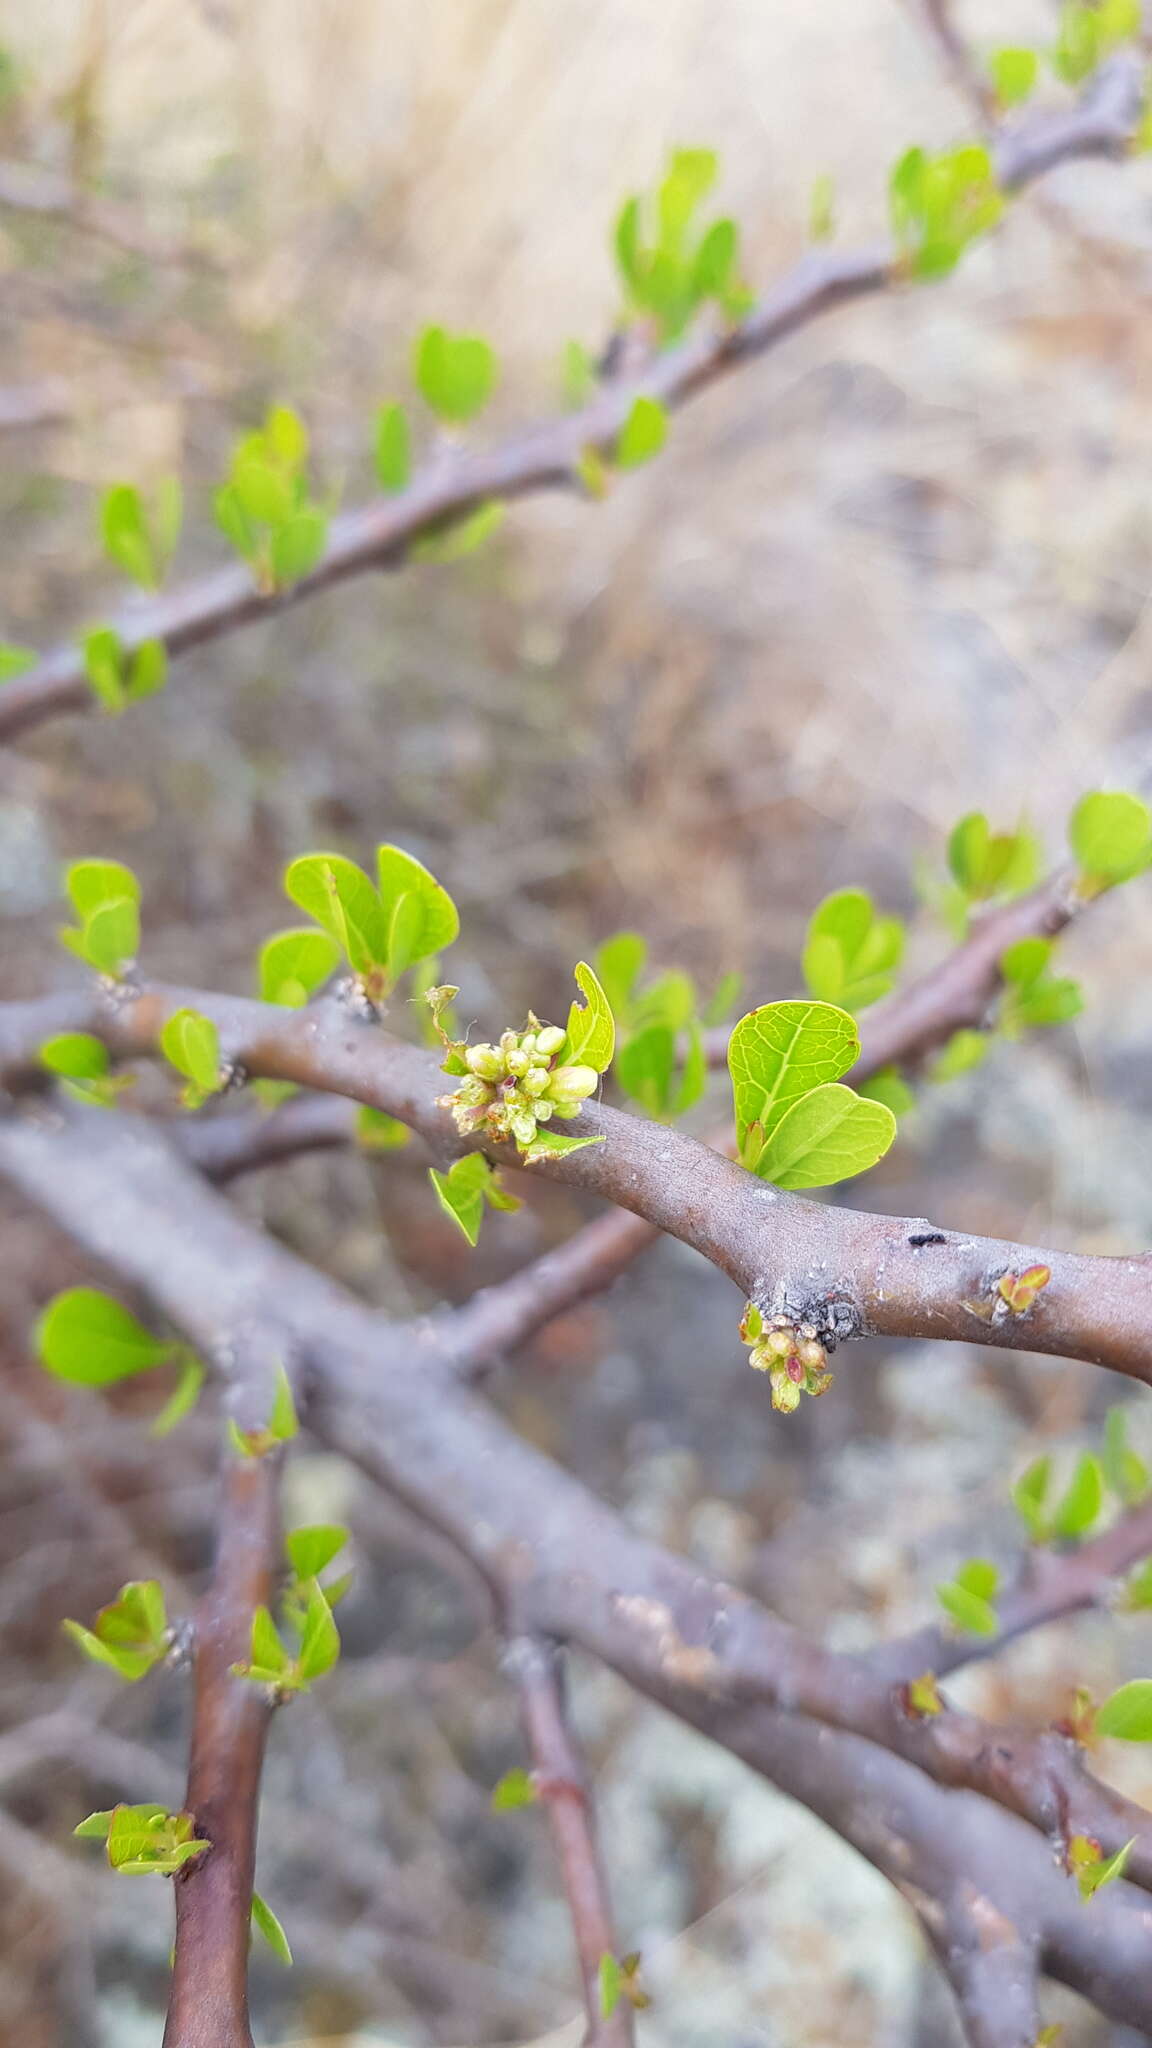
[{"xmin": 508, "ymin": 1635, "xmax": 634, "ymax": 2047}]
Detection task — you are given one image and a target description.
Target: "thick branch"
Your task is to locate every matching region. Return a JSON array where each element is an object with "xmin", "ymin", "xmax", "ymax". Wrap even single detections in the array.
[
  {"xmin": 508, "ymin": 1636, "xmax": 634, "ymax": 2048},
  {"xmin": 3, "ymin": 977, "xmax": 1146, "ymax": 1380},
  {"xmin": 0, "ymin": 57, "xmax": 1142, "ymax": 746},
  {"xmin": 3, "ymin": 1103, "xmax": 1151, "ymax": 1923}
]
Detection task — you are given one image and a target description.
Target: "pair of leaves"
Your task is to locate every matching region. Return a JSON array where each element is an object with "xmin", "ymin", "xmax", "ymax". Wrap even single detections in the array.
[
  {"xmin": 414, "ymin": 327, "xmax": 497, "ymax": 425},
  {"xmin": 729, "ymin": 1000, "xmax": 896, "ymax": 1190},
  {"xmin": 1013, "ymin": 1451, "xmax": 1105, "ymax": 1544},
  {"xmin": 39, "ymin": 1030, "xmax": 132, "ymax": 1108},
  {"xmin": 233, "ymin": 1582, "xmax": 340, "ymax": 1694},
  {"xmin": 284, "ymin": 843, "xmax": 458, "ymax": 997},
  {"xmin": 889, "ymin": 143, "xmax": 1003, "ymax": 280},
  {"xmin": 430, "ymin": 1153, "xmax": 521, "ymax": 1245},
  {"xmin": 64, "ymin": 1580, "xmax": 169, "ymax": 1682},
  {"xmin": 59, "ymin": 858, "xmax": 140, "ymax": 978},
  {"xmin": 999, "ymin": 938, "xmax": 1082, "ymax": 1037},
  {"xmin": 614, "ymin": 146, "xmax": 749, "ymax": 341},
  {"xmin": 99, "ymin": 479, "xmax": 181, "ymax": 591},
  {"xmin": 160, "ymin": 1008, "xmax": 222, "ymax": 1109},
  {"xmin": 802, "ymin": 888, "xmax": 904, "ymax": 1013},
  {"xmin": 936, "ymin": 1557, "xmax": 1000, "ymax": 1637},
  {"xmin": 214, "ymin": 405, "xmax": 328, "ymax": 591},
  {"xmin": 1053, "ymin": 0, "xmax": 1140, "ymax": 84},
  {"xmin": 947, "ymin": 813, "xmax": 1040, "ymax": 903},
  {"xmin": 1069, "ymin": 791, "xmax": 1152, "ymax": 896},
  {"xmin": 988, "ymin": 47, "xmax": 1040, "ymax": 110},
  {"xmin": 83, "ymin": 627, "xmax": 167, "ymax": 713},
  {"xmin": 36, "ymin": 1286, "xmax": 205, "ymax": 1435},
  {"xmin": 74, "ymin": 1804, "xmax": 207, "ymax": 1876}
]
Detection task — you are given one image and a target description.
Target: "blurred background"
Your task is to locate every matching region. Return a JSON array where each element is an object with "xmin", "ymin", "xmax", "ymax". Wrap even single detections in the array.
[{"xmin": 3, "ymin": 1, "xmax": 1152, "ymax": 2042}]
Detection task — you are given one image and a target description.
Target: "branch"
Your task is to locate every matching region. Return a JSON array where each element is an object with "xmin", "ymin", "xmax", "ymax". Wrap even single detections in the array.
[
  {"xmin": 163, "ymin": 1347, "xmax": 287, "ymax": 2048},
  {"xmin": 508, "ymin": 1636, "xmax": 634, "ymax": 2047},
  {"xmin": 4, "ymin": 977, "xmax": 1147, "ymax": 1380},
  {"xmin": 0, "ymin": 157, "xmax": 213, "ymax": 269},
  {"xmin": 0, "ymin": 56, "xmax": 1143, "ymax": 745},
  {"xmin": 3, "ymin": 1103, "xmax": 1151, "ymax": 1930}
]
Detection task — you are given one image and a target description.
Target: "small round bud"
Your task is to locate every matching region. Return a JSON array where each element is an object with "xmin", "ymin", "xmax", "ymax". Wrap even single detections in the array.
[
  {"xmin": 765, "ymin": 1329, "xmax": 794, "ymax": 1359},
  {"xmin": 798, "ymin": 1323, "xmax": 817, "ymax": 1342},
  {"xmin": 500, "ymin": 1029, "xmax": 519, "ymax": 1057},
  {"xmin": 535, "ymin": 1100, "xmax": 554, "ymax": 1121},
  {"xmin": 465, "ymin": 1043, "xmax": 503, "ymax": 1081},
  {"xmin": 510, "ymin": 1110, "xmax": 538, "ymax": 1147},
  {"xmin": 505, "ymin": 1049, "xmax": 530, "ymax": 1078},
  {"xmin": 519, "ymin": 1032, "xmax": 538, "ymax": 1058},
  {"xmin": 522, "ymin": 1066, "xmax": 550, "ymax": 1097},
  {"xmin": 535, "ymin": 1024, "xmax": 566, "ymax": 1057},
  {"xmin": 549, "ymin": 1064, "xmax": 598, "ymax": 1101},
  {"xmin": 797, "ymin": 1339, "xmax": 825, "ymax": 1370}
]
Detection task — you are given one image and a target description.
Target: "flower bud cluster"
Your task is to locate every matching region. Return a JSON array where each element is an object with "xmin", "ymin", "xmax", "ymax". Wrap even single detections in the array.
[
  {"xmin": 438, "ymin": 1013, "xmax": 599, "ymax": 1151},
  {"xmin": 739, "ymin": 1304, "xmax": 832, "ymax": 1414}
]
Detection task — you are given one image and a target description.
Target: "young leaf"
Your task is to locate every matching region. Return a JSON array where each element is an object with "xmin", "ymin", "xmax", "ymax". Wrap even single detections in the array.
[
  {"xmin": 930, "ymin": 1028, "xmax": 988, "ymax": 1083},
  {"xmin": 376, "ymin": 844, "xmax": 460, "ymax": 978},
  {"xmin": 160, "ymin": 1009, "xmax": 221, "ymax": 1103},
  {"xmin": 0, "ymin": 643, "xmax": 35, "ymax": 681},
  {"xmin": 284, "ymin": 853, "xmax": 389, "ymax": 979},
  {"xmin": 520, "ymin": 1128, "xmax": 606, "ymax": 1164},
  {"xmin": 151, "ymin": 1354, "xmax": 205, "ymax": 1437},
  {"xmin": 1096, "ymin": 1681, "xmax": 1152, "ymax": 1742},
  {"xmin": 297, "ymin": 1584, "xmax": 341, "ymax": 1683},
  {"xmin": 1102, "ymin": 1407, "xmax": 1149, "ymax": 1507},
  {"xmin": 39, "ymin": 1032, "xmax": 110, "ymax": 1081},
  {"xmin": 616, "ymin": 395, "xmax": 667, "ymax": 468},
  {"xmin": 374, "ymin": 401, "xmax": 411, "ymax": 492},
  {"xmin": 491, "ymin": 1767, "xmax": 537, "ymax": 1812},
  {"xmin": 1012, "ymin": 1455, "xmax": 1052, "ymax": 1541},
  {"xmin": 356, "ymin": 1106, "xmax": 411, "ymax": 1150},
  {"xmin": 858, "ymin": 1066, "xmax": 916, "ymax": 1117},
  {"xmin": 36, "ymin": 1288, "xmax": 170, "ymax": 1387},
  {"xmin": 63, "ymin": 1579, "xmax": 169, "ymax": 1682},
  {"xmin": 936, "ymin": 1580, "xmax": 998, "ymax": 1636},
  {"xmin": 286, "ymin": 1525, "xmax": 347, "ymax": 1582},
  {"xmin": 251, "ymin": 1891, "xmax": 293, "ymax": 1965},
  {"xmin": 728, "ymin": 1000, "xmax": 859, "ymax": 1170},
  {"xmin": 127, "ymin": 638, "xmax": 167, "ymax": 701},
  {"xmin": 1069, "ymin": 790, "xmax": 1152, "ymax": 892},
  {"xmin": 1070, "ymin": 1833, "xmax": 1135, "ymax": 1901},
  {"xmin": 616, "ymin": 1024, "xmax": 676, "ymax": 1117},
  {"xmin": 429, "ymin": 1152, "xmax": 518, "ymax": 1244},
  {"xmin": 1051, "ymin": 1453, "xmax": 1104, "ymax": 1541},
  {"xmin": 414, "ymin": 326, "xmax": 497, "ymax": 425},
  {"xmin": 100, "ymin": 484, "xmax": 156, "ymax": 589},
  {"xmin": 752, "ymin": 1082, "xmax": 896, "ymax": 1191},
  {"xmin": 270, "ymin": 507, "xmax": 328, "ymax": 586},
  {"xmin": 989, "ymin": 47, "xmax": 1039, "ymax": 109},
  {"xmin": 595, "ymin": 931, "xmax": 647, "ymax": 1022},
  {"xmin": 560, "ymin": 962, "xmax": 616, "ymax": 1073},
  {"xmin": 258, "ymin": 927, "xmax": 341, "ymax": 1007}
]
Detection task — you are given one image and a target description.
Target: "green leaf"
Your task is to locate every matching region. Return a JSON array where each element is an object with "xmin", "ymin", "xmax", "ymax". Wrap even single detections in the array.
[
  {"xmin": 989, "ymin": 46, "xmax": 1039, "ymax": 108},
  {"xmin": 284, "ymin": 853, "xmax": 389, "ymax": 978},
  {"xmin": 703, "ymin": 968, "xmax": 743, "ymax": 1028},
  {"xmin": 376, "ymin": 844, "xmax": 460, "ymax": 978},
  {"xmin": 74, "ymin": 1809, "xmax": 120, "ymax": 1839},
  {"xmin": 249, "ymin": 1605, "xmax": 293, "ymax": 1677},
  {"xmin": 728, "ymin": 1000, "xmax": 859, "ymax": 1169},
  {"xmin": 599, "ymin": 1953, "xmax": 623, "ymax": 2020},
  {"xmin": 691, "ymin": 216, "xmax": 738, "ymax": 298},
  {"xmin": 127, "ymin": 638, "xmax": 167, "ymax": 701},
  {"xmin": 82, "ymin": 626, "xmax": 126, "ymax": 711},
  {"xmin": 560, "ymin": 962, "xmax": 616, "ymax": 1073},
  {"xmin": 936, "ymin": 1581, "xmax": 998, "ymax": 1636},
  {"xmin": 595, "ymin": 932, "xmax": 647, "ymax": 1022},
  {"xmin": 616, "ymin": 1024, "xmax": 676, "ymax": 1117},
  {"xmin": 802, "ymin": 889, "xmax": 904, "ymax": 1011},
  {"xmin": 298, "ymin": 1584, "xmax": 341, "ymax": 1682},
  {"xmin": 251, "ymin": 1892, "xmax": 293, "ymax": 1965},
  {"xmin": 269, "ymin": 1362, "xmax": 298, "ymax": 1443},
  {"xmin": 492, "ymin": 1766, "xmax": 537, "ymax": 1810},
  {"xmin": 1097, "ymin": 1681, "xmax": 1152, "ymax": 1742},
  {"xmin": 1069, "ymin": 790, "xmax": 1152, "ymax": 891},
  {"xmin": 39, "ymin": 1032, "xmax": 110, "ymax": 1081},
  {"xmin": 1052, "ymin": 1453, "xmax": 1104, "ymax": 1540},
  {"xmin": 858, "ymin": 1065, "xmax": 916, "ymax": 1117},
  {"xmin": 414, "ymin": 326, "xmax": 497, "ymax": 424},
  {"xmin": 1103, "ymin": 1408, "xmax": 1149, "ymax": 1507},
  {"xmin": 429, "ymin": 1153, "xmax": 506, "ymax": 1245},
  {"xmin": 752, "ymin": 1082, "xmax": 896, "ymax": 1191},
  {"xmin": 65, "ymin": 859, "xmax": 141, "ymax": 919},
  {"xmin": 955, "ymin": 1557, "xmax": 1000, "ymax": 1601},
  {"xmin": 0, "ymin": 643, "xmax": 35, "ymax": 681},
  {"xmin": 258, "ymin": 927, "xmax": 341, "ymax": 1006},
  {"xmin": 616, "ymin": 396, "xmax": 667, "ymax": 468},
  {"xmin": 520, "ymin": 1128, "xmax": 606, "ymax": 1164},
  {"xmin": 151, "ymin": 1353, "xmax": 205, "ymax": 1437},
  {"xmin": 1120, "ymin": 1556, "xmax": 1152, "ymax": 1612},
  {"xmin": 264, "ymin": 404, "xmax": 308, "ymax": 470},
  {"xmin": 100, "ymin": 484, "xmax": 156, "ymax": 589},
  {"xmin": 160, "ymin": 1009, "xmax": 221, "ymax": 1097},
  {"xmin": 36, "ymin": 1287, "xmax": 170, "ymax": 1387},
  {"xmin": 929, "ymin": 1028, "xmax": 988, "ymax": 1083},
  {"xmin": 1075, "ymin": 1835, "xmax": 1135, "ymax": 1900},
  {"xmin": 356, "ymin": 1106, "xmax": 411, "ymax": 1150},
  {"xmin": 1001, "ymin": 938, "xmax": 1051, "ymax": 989},
  {"xmin": 233, "ymin": 457, "xmax": 294, "ymax": 527},
  {"xmin": 270, "ymin": 507, "xmax": 328, "ymax": 587},
  {"xmin": 286, "ymin": 1525, "xmax": 348, "ymax": 1581},
  {"xmin": 1012, "ymin": 1455, "xmax": 1052, "ymax": 1541},
  {"xmin": 63, "ymin": 1579, "xmax": 168, "ymax": 1682},
  {"xmin": 411, "ymin": 499, "xmax": 505, "ymax": 562},
  {"xmin": 374, "ymin": 401, "xmax": 411, "ymax": 492}
]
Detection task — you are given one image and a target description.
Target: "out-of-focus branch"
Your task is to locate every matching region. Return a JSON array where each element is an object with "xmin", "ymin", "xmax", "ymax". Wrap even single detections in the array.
[
  {"xmin": 162, "ymin": 1348, "xmax": 286, "ymax": 2048},
  {"xmin": 508, "ymin": 1635, "xmax": 634, "ymax": 2048},
  {"xmin": 0, "ymin": 54, "xmax": 1143, "ymax": 746},
  {"xmin": 0, "ymin": 157, "xmax": 213, "ymax": 269},
  {"xmin": 4, "ymin": 1104, "xmax": 1152, "ymax": 1928}
]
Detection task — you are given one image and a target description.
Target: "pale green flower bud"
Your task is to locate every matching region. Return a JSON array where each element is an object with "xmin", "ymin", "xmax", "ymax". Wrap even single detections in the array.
[
  {"xmin": 505, "ymin": 1049, "xmax": 530, "ymax": 1078},
  {"xmin": 465, "ymin": 1043, "xmax": 503, "ymax": 1081},
  {"xmin": 535, "ymin": 1023, "xmax": 565, "ymax": 1057},
  {"xmin": 522, "ymin": 1066, "xmax": 550, "ymax": 1097},
  {"xmin": 455, "ymin": 1076, "xmax": 491, "ymax": 1107},
  {"xmin": 548, "ymin": 1064, "xmax": 598, "ymax": 1101},
  {"xmin": 510, "ymin": 1109, "xmax": 538, "ymax": 1147},
  {"xmin": 519, "ymin": 1032, "xmax": 538, "ymax": 1058},
  {"xmin": 535, "ymin": 1101, "xmax": 554, "ymax": 1120}
]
